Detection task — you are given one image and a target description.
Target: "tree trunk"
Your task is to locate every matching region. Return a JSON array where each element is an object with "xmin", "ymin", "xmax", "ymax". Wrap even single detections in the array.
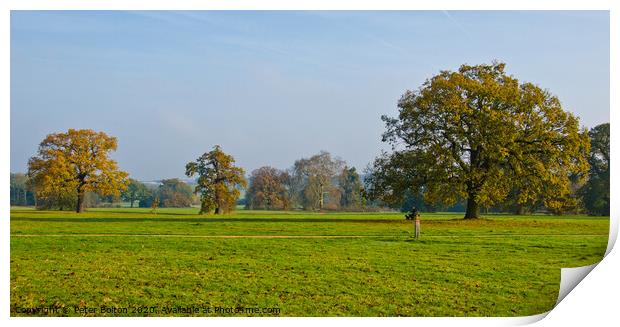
[
  {"xmin": 76, "ymin": 189, "xmax": 86, "ymax": 213},
  {"xmin": 464, "ymin": 196, "xmax": 479, "ymax": 219},
  {"xmin": 199, "ymin": 200, "xmax": 208, "ymax": 215},
  {"xmin": 515, "ymin": 203, "xmax": 525, "ymax": 215},
  {"xmin": 130, "ymin": 199, "xmax": 134, "ymax": 208},
  {"xmin": 214, "ymin": 192, "xmax": 221, "ymax": 214},
  {"xmin": 318, "ymin": 183, "xmax": 324, "ymax": 210}
]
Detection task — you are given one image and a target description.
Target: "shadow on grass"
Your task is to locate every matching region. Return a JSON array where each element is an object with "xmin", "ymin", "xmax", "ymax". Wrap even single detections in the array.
[
  {"xmin": 9, "ymin": 217, "xmax": 524, "ymax": 225},
  {"xmin": 10, "ymin": 217, "xmax": 411, "ymax": 224},
  {"xmin": 10, "ymin": 210, "xmax": 194, "ymax": 217}
]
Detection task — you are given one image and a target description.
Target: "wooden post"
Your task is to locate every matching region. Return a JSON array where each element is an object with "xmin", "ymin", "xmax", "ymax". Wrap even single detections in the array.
[{"xmin": 414, "ymin": 217, "xmax": 420, "ymax": 239}]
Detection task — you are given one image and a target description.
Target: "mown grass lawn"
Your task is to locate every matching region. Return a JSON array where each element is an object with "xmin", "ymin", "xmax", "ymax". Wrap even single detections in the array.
[{"xmin": 10, "ymin": 207, "xmax": 609, "ymax": 317}]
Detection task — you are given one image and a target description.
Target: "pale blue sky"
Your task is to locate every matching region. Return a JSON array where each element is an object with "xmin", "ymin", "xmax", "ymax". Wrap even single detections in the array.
[{"xmin": 11, "ymin": 11, "xmax": 609, "ymax": 180}]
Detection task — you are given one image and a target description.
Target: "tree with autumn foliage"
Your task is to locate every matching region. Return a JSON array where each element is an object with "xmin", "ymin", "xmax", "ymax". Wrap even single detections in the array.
[
  {"xmin": 185, "ymin": 145, "xmax": 247, "ymax": 214},
  {"xmin": 27, "ymin": 129, "xmax": 129, "ymax": 213},
  {"xmin": 367, "ymin": 62, "xmax": 590, "ymax": 219},
  {"xmin": 246, "ymin": 166, "xmax": 291, "ymax": 210}
]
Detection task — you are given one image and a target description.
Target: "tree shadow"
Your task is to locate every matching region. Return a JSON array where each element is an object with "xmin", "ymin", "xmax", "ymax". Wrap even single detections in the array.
[{"xmin": 10, "ymin": 217, "xmax": 407, "ymax": 224}]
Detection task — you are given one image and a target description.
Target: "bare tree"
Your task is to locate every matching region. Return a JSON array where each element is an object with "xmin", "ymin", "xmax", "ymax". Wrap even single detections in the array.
[{"xmin": 292, "ymin": 151, "xmax": 345, "ymax": 210}]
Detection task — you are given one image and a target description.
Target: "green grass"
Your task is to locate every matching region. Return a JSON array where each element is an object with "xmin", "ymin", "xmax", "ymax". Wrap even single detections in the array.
[{"xmin": 10, "ymin": 207, "xmax": 609, "ymax": 317}]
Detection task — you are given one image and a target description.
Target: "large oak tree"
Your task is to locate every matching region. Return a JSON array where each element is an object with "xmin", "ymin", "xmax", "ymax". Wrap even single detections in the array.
[
  {"xmin": 367, "ymin": 62, "xmax": 589, "ymax": 219},
  {"xmin": 27, "ymin": 129, "xmax": 129, "ymax": 213},
  {"xmin": 185, "ymin": 145, "xmax": 247, "ymax": 214}
]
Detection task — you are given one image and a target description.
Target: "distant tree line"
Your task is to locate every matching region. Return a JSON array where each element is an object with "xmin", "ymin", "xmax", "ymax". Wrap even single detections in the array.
[
  {"xmin": 244, "ymin": 151, "xmax": 366, "ymax": 211},
  {"xmin": 132, "ymin": 178, "xmax": 196, "ymax": 209},
  {"xmin": 10, "ymin": 173, "xmax": 36, "ymax": 206},
  {"xmin": 12, "ymin": 122, "xmax": 610, "ymax": 216},
  {"xmin": 13, "ymin": 62, "xmax": 610, "ymax": 217}
]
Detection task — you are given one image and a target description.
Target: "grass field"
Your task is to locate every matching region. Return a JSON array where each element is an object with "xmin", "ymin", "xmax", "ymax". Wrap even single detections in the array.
[{"xmin": 10, "ymin": 207, "xmax": 609, "ymax": 317}]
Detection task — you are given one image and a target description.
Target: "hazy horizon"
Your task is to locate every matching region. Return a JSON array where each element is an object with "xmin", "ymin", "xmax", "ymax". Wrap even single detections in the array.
[{"xmin": 11, "ymin": 11, "xmax": 610, "ymax": 180}]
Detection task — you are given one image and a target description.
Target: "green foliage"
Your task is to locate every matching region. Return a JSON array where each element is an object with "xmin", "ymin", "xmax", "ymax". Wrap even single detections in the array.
[
  {"xmin": 399, "ymin": 190, "xmax": 433, "ymax": 212},
  {"xmin": 581, "ymin": 123, "xmax": 610, "ymax": 215},
  {"xmin": 338, "ymin": 166, "xmax": 363, "ymax": 209},
  {"xmin": 10, "ymin": 173, "xmax": 36, "ymax": 206},
  {"xmin": 185, "ymin": 145, "xmax": 247, "ymax": 214},
  {"xmin": 369, "ymin": 62, "xmax": 590, "ymax": 218},
  {"xmin": 137, "ymin": 185, "xmax": 159, "ymax": 208},
  {"xmin": 581, "ymin": 177, "xmax": 609, "ymax": 216},
  {"xmin": 156, "ymin": 179, "xmax": 194, "ymax": 208},
  {"xmin": 121, "ymin": 179, "xmax": 150, "ymax": 208},
  {"xmin": 33, "ymin": 187, "xmax": 77, "ymax": 211}
]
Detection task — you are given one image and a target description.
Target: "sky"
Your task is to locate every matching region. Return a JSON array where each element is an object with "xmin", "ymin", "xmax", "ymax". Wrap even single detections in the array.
[{"xmin": 10, "ymin": 11, "xmax": 610, "ymax": 181}]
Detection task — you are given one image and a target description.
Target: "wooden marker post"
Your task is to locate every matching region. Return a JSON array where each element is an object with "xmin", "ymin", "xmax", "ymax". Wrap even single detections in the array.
[
  {"xmin": 414, "ymin": 216, "xmax": 420, "ymax": 239},
  {"xmin": 406, "ymin": 207, "xmax": 421, "ymax": 239}
]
